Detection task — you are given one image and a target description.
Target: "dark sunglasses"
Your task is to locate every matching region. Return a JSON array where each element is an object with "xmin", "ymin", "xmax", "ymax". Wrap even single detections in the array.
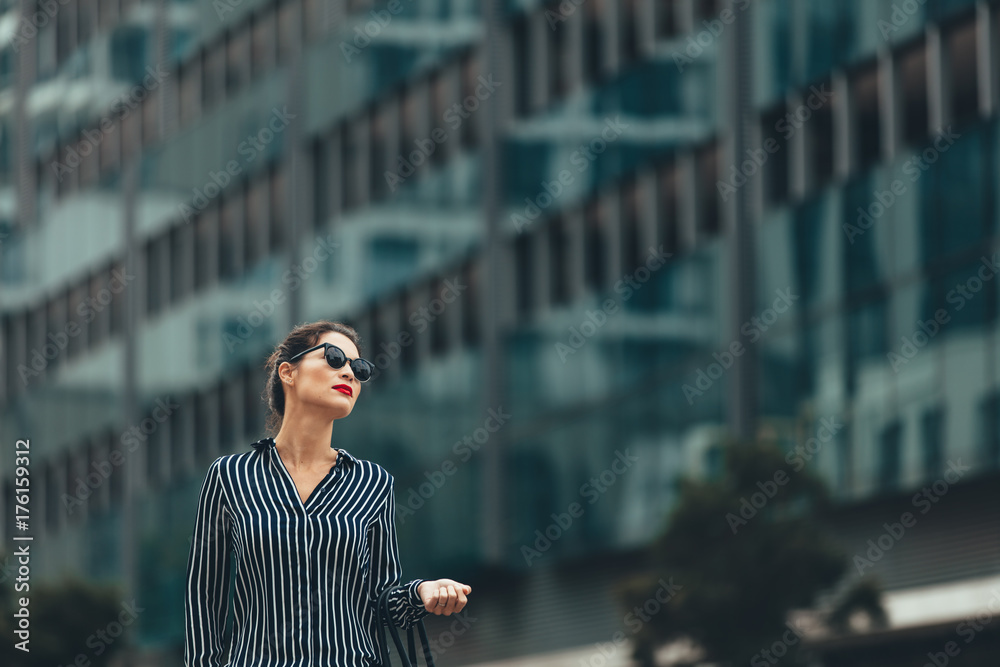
[{"xmin": 288, "ymin": 343, "xmax": 375, "ymax": 382}]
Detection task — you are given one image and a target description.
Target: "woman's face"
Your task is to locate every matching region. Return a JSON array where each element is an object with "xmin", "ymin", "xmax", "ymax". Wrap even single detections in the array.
[{"xmin": 281, "ymin": 331, "xmax": 363, "ymax": 420}]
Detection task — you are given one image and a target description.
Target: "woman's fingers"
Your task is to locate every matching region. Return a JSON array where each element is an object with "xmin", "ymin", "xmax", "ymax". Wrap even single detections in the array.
[{"xmin": 427, "ymin": 580, "xmax": 471, "ymax": 615}]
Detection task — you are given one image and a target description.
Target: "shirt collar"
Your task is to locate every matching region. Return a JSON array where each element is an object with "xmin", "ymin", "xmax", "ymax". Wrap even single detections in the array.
[{"xmin": 250, "ymin": 436, "xmax": 358, "ymax": 466}]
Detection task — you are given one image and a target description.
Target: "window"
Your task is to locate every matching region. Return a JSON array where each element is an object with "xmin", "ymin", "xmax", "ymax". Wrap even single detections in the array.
[
  {"xmin": 514, "ymin": 234, "xmax": 533, "ymax": 317},
  {"xmin": 658, "ymin": 161, "xmax": 680, "ymax": 254},
  {"xmin": 277, "ymin": 0, "xmax": 300, "ymax": 65},
  {"xmin": 67, "ymin": 285, "xmax": 87, "ymax": 358},
  {"xmin": 195, "ymin": 207, "xmax": 218, "ymax": 289},
  {"xmin": 79, "ymin": 0, "xmax": 97, "ymax": 46},
  {"xmin": 761, "ymin": 104, "xmax": 790, "ymax": 207},
  {"xmin": 583, "ymin": 0, "xmax": 604, "ymax": 84},
  {"xmin": 695, "ymin": 0, "xmax": 719, "ymax": 22},
  {"xmin": 850, "ymin": 62, "xmax": 881, "ymax": 172},
  {"xmin": 945, "ymin": 14, "xmax": 979, "ymax": 127},
  {"xmin": 246, "ymin": 178, "xmax": 268, "ymax": 268},
  {"xmin": 921, "ymin": 407, "xmax": 944, "ymax": 479},
  {"xmin": 878, "ymin": 421, "xmax": 902, "ymax": 491},
  {"xmin": 312, "ymin": 137, "xmax": 330, "ymax": 226},
  {"xmin": 146, "ymin": 423, "xmax": 163, "ymax": 489},
  {"xmin": 87, "ymin": 273, "xmax": 110, "ymax": 348},
  {"xmin": 99, "ymin": 117, "xmax": 121, "ymax": 176},
  {"xmin": 142, "ymin": 88, "xmax": 160, "ymax": 146},
  {"xmin": 429, "ymin": 278, "xmax": 448, "ymax": 355},
  {"xmin": 269, "ymin": 166, "xmax": 286, "ymax": 250},
  {"xmin": 370, "ymin": 106, "xmax": 388, "ymax": 201},
  {"xmin": 429, "ymin": 71, "xmax": 449, "ymax": 165},
  {"xmin": 244, "ymin": 366, "xmax": 263, "ymax": 439},
  {"xmin": 45, "ymin": 458, "xmax": 63, "ymax": 531},
  {"xmin": 251, "ymin": 8, "xmax": 276, "ymax": 77},
  {"xmin": 620, "ymin": 182, "xmax": 641, "ymax": 272},
  {"xmin": 806, "ymin": 78, "xmax": 835, "ymax": 190},
  {"xmin": 399, "ymin": 296, "xmax": 416, "ymax": 371},
  {"xmin": 513, "ymin": 16, "xmax": 530, "ymax": 117},
  {"xmin": 899, "ymin": 40, "xmax": 929, "ymax": 146},
  {"xmin": 170, "ymin": 224, "xmax": 191, "ymax": 304},
  {"xmin": 342, "ymin": 122, "xmax": 360, "ymax": 210},
  {"xmin": 219, "ymin": 193, "xmax": 243, "ymax": 280},
  {"xmin": 145, "ymin": 236, "xmax": 165, "ymax": 317},
  {"xmin": 978, "ymin": 392, "xmax": 1000, "ymax": 469},
  {"xmin": 584, "ymin": 200, "xmax": 607, "ymax": 292},
  {"xmin": 109, "ymin": 262, "xmax": 127, "ymax": 337},
  {"xmin": 621, "ymin": 0, "xmax": 639, "ymax": 64},
  {"xmin": 695, "ymin": 141, "xmax": 721, "ymax": 236},
  {"xmin": 459, "ymin": 51, "xmax": 480, "ymax": 148},
  {"xmin": 549, "ymin": 9, "xmax": 568, "ymax": 99},
  {"xmin": 100, "ymin": 0, "xmax": 120, "ymax": 31},
  {"xmin": 655, "ymin": 0, "xmax": 679, "ymax": 40},
  {"xmin": 56, "ymin": 3, "xmax": 75, "ymax": 67},
  {"xmin": 195, "ymin": 386, "xmax": 218, "ymax": 466},
  {"xmin": 46, "ymin": 294, "xmax": 67, "ymax": 374},
  {"xmin": 219, "ymin": 377, "xmax": 239, "ymax": 449},
  {"xmin": 304, "ymin": 0, "xmax": 326, "ymax": 41},
  {"xmin": 180, "ymin": 60, "xmax": 201, "ymax": 125},
  {"xmin": 226, "ymin": 28, "xmax": 250, "ymax": 94},
  {"xmin": 549, "ymin": 216, "xmax": 570, "ymax": 306},
  {"xmin": 461, "ymin": 259, "xmax": 479, "ymax": 346},
  {"xmin": 203, "ymin": 42, "xmax": 225, "ymax": 109}
]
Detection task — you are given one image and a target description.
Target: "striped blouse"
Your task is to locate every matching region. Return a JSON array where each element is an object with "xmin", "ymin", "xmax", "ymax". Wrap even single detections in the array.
[{"xmin": 184, "ymin": 436, "xmax": 431, "ymax": 667}]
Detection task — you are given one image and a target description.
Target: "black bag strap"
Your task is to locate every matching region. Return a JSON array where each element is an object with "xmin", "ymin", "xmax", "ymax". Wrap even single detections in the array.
[{"xmin": 376, "ymin": 585, "xmax": 435, "ymax": 667}]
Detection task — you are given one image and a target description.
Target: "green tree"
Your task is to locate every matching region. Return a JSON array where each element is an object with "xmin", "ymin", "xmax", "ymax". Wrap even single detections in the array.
[
  {"xmin": 0, "ymin": 554, "xmax": 129, "ymax": 667},
  {"xmin": 616, "ymin": 434, "xmax": 884, "ymax": 666}
]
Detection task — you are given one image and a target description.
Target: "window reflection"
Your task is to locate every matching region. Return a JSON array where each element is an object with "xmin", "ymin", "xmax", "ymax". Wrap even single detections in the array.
[
  {"xmin": 849, "ymin": 61, "xmax": 881, "ymax": 173},
  {"xmin": 945, "ymin": 13, "xmax": 979, "ymax": 128},
  {"xmin": 898, "ymin": 39, "xmax": 929, "ymax": 147}
]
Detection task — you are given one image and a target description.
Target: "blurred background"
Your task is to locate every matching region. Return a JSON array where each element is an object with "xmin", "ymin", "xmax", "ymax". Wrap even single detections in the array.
[{"xmin": 1, "ymin": 0, "xmax": 1000, "ymax": 665}]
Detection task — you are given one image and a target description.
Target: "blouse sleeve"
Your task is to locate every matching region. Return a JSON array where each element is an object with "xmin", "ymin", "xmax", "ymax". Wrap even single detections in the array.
[
  {"xmin": 184, "ymin": 457, "xmax": 233, "ymax": 667},
  {"xmin": 368, "ymin": 477, "xmax": 431, "ymax": 630}
]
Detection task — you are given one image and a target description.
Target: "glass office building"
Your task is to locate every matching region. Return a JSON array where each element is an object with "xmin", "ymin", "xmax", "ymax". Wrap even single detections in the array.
[{"xmin": 1, "ymin": 0, "xmax": 999, "ymax": 665}]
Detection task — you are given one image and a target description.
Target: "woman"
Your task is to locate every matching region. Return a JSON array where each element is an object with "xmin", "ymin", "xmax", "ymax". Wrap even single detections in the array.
[{"xmin": 184, "ymin": 320, "xmax": 472, "ymax": 666}]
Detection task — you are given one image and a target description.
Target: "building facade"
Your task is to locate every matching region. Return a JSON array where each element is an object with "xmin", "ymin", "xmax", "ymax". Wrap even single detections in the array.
[{"xmin": 1, "ymin": 0, "xmax": 999, "ymax": 665}]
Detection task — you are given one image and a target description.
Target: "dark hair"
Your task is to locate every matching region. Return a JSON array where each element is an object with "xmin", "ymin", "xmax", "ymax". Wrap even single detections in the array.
[{"xmin": 262, "ymin": 320, "xmax": 364, "ymax": 437}]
